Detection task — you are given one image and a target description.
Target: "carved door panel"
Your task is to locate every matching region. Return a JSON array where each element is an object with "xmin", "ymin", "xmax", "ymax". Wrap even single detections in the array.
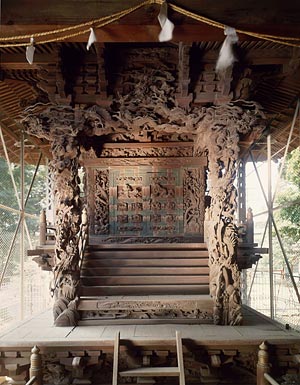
[
  {"xmin": 88, "ymin": 162, "xmax": 205, "ymax": 240},
  {"xmin": 110, "ymin": 167, "xmax": 183, "ymax": 237}
]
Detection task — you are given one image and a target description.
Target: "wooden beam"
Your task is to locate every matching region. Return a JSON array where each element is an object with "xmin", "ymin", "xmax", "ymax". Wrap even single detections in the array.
[{"xmin": 1, "ymin": 22, "xmax": 300, "ymax": 44}]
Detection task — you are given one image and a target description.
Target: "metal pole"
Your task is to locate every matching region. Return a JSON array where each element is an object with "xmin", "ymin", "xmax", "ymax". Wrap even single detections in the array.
[
  {"xmin": 238, "ymin": 159, "xmax": 246, "ymax": 223},
  {"xmin": 272, "ymin": 99, "xmax": 299, "ymax": 203},
  {"xmin": 267, "ymin": 134, "xmax": 274, "ymax": 319},
  {"xmin": 20, "ymin": 130, "xmax": 25, "ymax": 320},
  {"xmin": 0, "ymin": 217, "xmax": 21, "ymax": 288},
  {"xmin": 250, "ymin": 150, "xmax": 300, "ymax": 307},
  {"xmin": 0, "ymin": 125, "xmax": 34, "ymax": 248}
]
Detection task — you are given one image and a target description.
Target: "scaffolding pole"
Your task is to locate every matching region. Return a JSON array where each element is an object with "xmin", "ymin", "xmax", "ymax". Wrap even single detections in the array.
[
  {"xmin": 20, "ymin": 130, "xmax": 25, "ymax": 320},
  {"xmin": 267, "ymin": 134, "xmax": 274, "ymax": 319},
  {"xmin": 249, "ymin": 151, "xmax": 300, "ymax": 307}
]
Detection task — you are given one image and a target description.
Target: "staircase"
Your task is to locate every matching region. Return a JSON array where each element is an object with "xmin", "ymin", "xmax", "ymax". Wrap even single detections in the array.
[{"xmin": 78, "ymin": 242, "xmax": 213, "ymax": 324}]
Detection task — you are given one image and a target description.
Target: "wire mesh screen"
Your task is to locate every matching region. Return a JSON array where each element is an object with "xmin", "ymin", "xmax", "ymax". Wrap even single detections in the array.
[
  {"xmin": 243, "ymin": 160, "xmax": 300, "ymax": 332},
  {"xmin": 0, "ymin": 146, "xmax": 52, "ymax": 333}
]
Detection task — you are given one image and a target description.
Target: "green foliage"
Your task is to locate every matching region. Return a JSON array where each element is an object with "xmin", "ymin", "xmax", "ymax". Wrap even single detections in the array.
[
  {"xmin": 276, "ymin": 147, "xmax": 300, "ymax": 243},
  {"xmin": 0, "ymin": 157, "xmax": 47, "ymax": 232}
]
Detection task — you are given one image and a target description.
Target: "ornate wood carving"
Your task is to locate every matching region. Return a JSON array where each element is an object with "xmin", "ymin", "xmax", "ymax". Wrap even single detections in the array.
[
  {"xmin": 80, "ymin": 298, "xmax": 213, "ymax": 321},
  {"xmin": 87, "ymin": 160, "xmax": 205, "ymax": 240},
  {"xmin": 94, "ymin": 169, "xmax": 109, "ymax": 235},
  {"xmin": 183, "ymin": 168, "xmax": 205, "ymax": 235},
  {"xmin": 194, "ymin": 101, "xmax": 265, "ymax": 325},
  {"xmin": 81, "ymin": 143, "xmax": 194, "ymax": 159},
  {"xmin": 23, "ymin": 64, "xmax": 265, "ymax": 326},
  {"xmin": 23, "ymin": 107, "xmax": 83, "ymax": 326}
]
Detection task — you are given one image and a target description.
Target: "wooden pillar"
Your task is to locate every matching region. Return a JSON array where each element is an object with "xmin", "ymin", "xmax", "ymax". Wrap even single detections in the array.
[
  {"xmin": 29, "ymin": 346, "xmax": 43, "ymax": 385},
  {"xmin": 257, "ymin": 341, "xmax": 270, "ymax": 385},
  {"xmin": 39, "ymin": 209, "xmax": 47, "ymax": 246},
  {"xmin": 194, "ymin": 102, "xmax": 265, "ymax": 325},
  {"xmin": 22, "ymin": 107, "xmax": 85, "ymax": 327},
  {"xmin": 51, "ymin": 134, "xmax": 82, "ymax": 326}
]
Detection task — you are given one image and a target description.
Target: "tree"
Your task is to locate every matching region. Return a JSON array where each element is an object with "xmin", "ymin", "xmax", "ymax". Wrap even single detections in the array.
[{"xmin": 276, "ymin": 147, "xmax": 300, "ymax": 243}]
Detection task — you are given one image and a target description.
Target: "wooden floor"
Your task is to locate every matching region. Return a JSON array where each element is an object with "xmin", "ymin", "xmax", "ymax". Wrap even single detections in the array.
[{"xmin": 0, "ymin": 305, "xmax": 299, "ymax": 348}]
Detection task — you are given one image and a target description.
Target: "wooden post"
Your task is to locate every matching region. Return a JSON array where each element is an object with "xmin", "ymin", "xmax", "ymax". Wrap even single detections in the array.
[
  {"xmin": 246, "ymin": 207, "xmax": 254, "ymax": 244},
  {"xmin": 39, "ymin": 209, "xmax": 47, "ymax": 246},
  {"xmin": 29, "ymin": 346, "xmax": 43, "ymax": 385},
  {"xmin": 257, "ymin": 341, "xmax": 270, "ymax": 385}
]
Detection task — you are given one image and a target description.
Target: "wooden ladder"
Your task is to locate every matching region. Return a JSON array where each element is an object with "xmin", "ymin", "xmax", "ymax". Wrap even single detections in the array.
[{"xmin": 112, "ymin": 331, "xmax": 185, "ymax": 385}]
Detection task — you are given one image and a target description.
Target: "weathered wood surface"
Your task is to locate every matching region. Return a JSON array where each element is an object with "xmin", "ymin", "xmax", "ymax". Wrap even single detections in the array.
[
  {"xmin": 0, "ymin": 306, "xmax": 300, "ymax": 385},
  {"xmin": 22, "ymin": 49, "xmax": 265, "ymax": 326},
  {"xmin": 194, "ymin": 102, "xmax": 265, "ymax": 325},
  {"xmin": 80, "ymin": 285, "xmax": 210, "ymax": 296}
]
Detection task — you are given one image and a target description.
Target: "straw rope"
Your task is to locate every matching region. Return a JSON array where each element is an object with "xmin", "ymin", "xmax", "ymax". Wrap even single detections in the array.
[{"xmin": 0, "ymin": 0, "xmax": 299, "ymax": 48}]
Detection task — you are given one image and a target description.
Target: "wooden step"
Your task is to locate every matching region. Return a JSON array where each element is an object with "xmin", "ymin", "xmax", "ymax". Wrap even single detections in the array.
[
  {"xmin": 84, "ymin": 250, "xmax": 208, "ymax": 259},
  {"xmin": 78, "ymin": 294, "xmax": 214, "ymax": 323},
  {"xmin": 78, "ymin": 294, "xmax": 213, "ymax": 310},
  {"xmin": 81, "ymin": 267, "xmax": 210, "ymax": 276},
  {"xmin": 81, "ymin": 275, "xmax": 209, "ymax": 286},
  {"xmin": 119, "ymin": 367, "xmax": 180, "ymax": 377},
  {"xmin": 80, "ymin": 284, "xmax": 209, "ymax": 296},
  {"xmin": 88, "ymin": 242, "xmax": 206, "ymax": 250},
  {"xmin": 82, "ymin": 258, "xmax": 209, "ymax": 267}
]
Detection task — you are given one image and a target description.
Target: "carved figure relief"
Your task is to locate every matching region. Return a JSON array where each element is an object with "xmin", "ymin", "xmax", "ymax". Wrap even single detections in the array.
[
  {"xmin": 94, "ymin": 169, "xmax": 109, "ymax": 234},
  {"xmin": 183, "ymin": 168, "xmax": 205, "ymax": 235}
]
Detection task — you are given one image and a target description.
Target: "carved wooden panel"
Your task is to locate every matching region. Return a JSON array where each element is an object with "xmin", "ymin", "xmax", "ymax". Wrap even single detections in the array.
[
  {"xmin": 87, "ymin": 160, "xmax": 205, "ymax": 240},
  {"xmin": 183, "ymin": 168, "xmax": 205, "ymax": 235}
]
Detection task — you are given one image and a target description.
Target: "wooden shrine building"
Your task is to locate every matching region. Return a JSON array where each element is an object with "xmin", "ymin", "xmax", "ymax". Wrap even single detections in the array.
[{"xmin": 1, "ymin": 1, "xmax": 300, "ymax": 384}]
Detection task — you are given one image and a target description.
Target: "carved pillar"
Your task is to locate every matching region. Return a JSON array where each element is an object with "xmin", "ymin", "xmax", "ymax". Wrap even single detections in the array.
[
  {"xmin": 205, "ymin": 120, "xmax": 242, "ymax": 325},
  {"xmin": 51, "ymin": 134, "xmax": 82, "ymax": 326},
  {"xmin": 23, "ymin": 107, "xmax": 84, "ymax": 326},
  {"xmin": 194, "ymin": 102, "xmax": 265, "ymax": 325}
]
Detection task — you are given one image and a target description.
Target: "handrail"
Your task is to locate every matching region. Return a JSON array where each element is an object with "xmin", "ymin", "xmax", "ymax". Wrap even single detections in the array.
[
  {"xmin": 25, "ymin": 376, "xmax": 37, "ymax": 385},
  {"xmin": 28, "ymin": 345, "xmax": 42, "ymax": 385},
  {"xmin": 78, "ymin": 206, "xmax": 89, "ymax": 272},
  {"xmin": 264, "ymin": 373, "xmax": 280, "ymax": 385}
]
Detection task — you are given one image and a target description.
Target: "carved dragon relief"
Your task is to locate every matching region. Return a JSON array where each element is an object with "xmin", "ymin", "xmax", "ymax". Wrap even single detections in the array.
[
  {"xmin": 194, "ymin": 102, "xmax": 265, "ymax": 325},
  {"xmin": 23, "ymin": 107, "xmax": 84, "ymax": 326},
  {"xmin": 23, "ymin": 67, "xmax": 265, "ymax": 325}
]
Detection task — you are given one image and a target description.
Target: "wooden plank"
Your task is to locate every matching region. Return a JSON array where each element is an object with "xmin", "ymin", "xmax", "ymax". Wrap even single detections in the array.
[
  {"xmin": 176, "ymin": 331, "xmax": 185, "ymax": 385},
  {"xmin": 112, "ymin": 332, "xmax": 119, "ymax": 385},
  {"xmin": 88, "ymin": 242, "xmax": 206, "ymax": 250},
  {"xmin": 84, "ymin": 250, "xmax": 209, "ymax": 258},
  {"xmin": 78, "ymin": 318, "xmax": 213, "ymax": 326},
  {"xmin": 81, "ymin": 267, "xmax": 210, "ymax": 276},
  {"xmin": 80, "ymin": 285, "xmax": 209, "ymax": 296},
  {"xmin": 82, "ymin": 258, "xmax": 209, "ymax": 267},
  {"xmin": 119, "ymin": 367, "xmax": 180, "ymax": 377},
  {"xmin": 81, "ymin": 275, "xmax": 209, "ymax": 285},
  {"xmin": 78, "ymin": 296, "xmax": 213, "ymax": 311}
]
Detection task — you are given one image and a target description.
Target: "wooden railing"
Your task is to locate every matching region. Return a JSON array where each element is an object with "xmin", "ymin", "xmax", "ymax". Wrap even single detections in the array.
[
  {"xmin": 256, "ymin": 341, "xmax": 298, "ymax": 385},
  {"xmin": 263, "ymin": 373, "xmax": 280, "ymax": 385},
  {"xmin": 25, "ymin": 346, "xmax": 42, "ymax": 385},
  {"xmin": 78, "ymin": 207, "xmax": 89, "ymax": 271}
]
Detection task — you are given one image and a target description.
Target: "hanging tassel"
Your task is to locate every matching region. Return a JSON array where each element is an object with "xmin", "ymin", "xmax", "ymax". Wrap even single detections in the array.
[
  {"xmin": 87, "ymin": 27, "xmax": 97, "ymax": 50},
  {"xmin": 26, "ymin": 37, "xmax": 35, "ymax": 65},
  {"xmin": 157, "ymin": 1, "xmax": 174, "ymax": 42},
  {"xmin": 216, "ymin": 26, "xmax": 238, "ymax": 73}
]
